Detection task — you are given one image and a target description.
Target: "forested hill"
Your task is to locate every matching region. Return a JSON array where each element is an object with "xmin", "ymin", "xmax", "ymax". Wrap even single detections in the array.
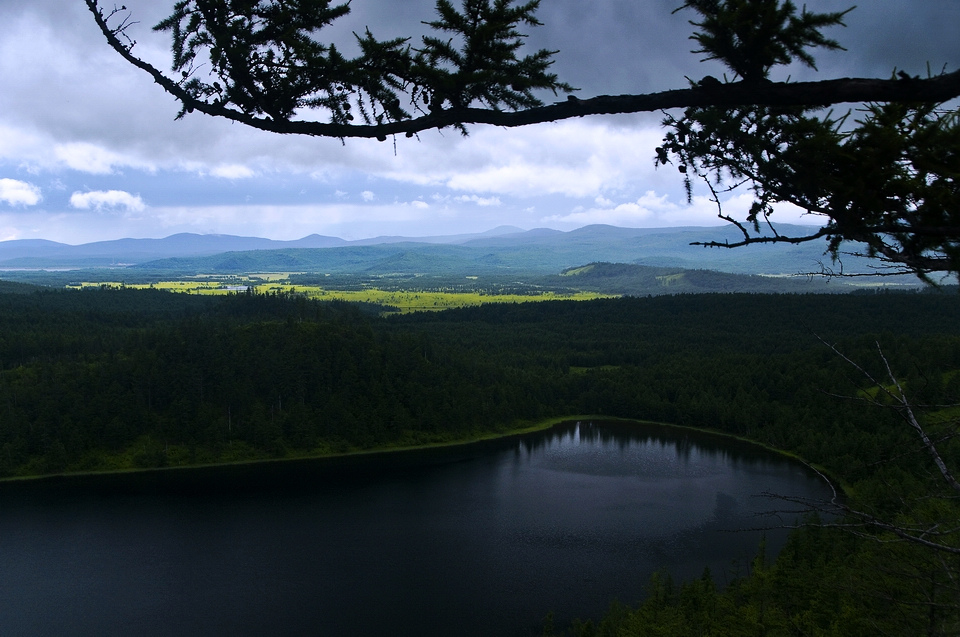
[
  {"xmin": 2, "ymin": 286, "xmax": 957, "ymax": 480},
  {"xmin": 553, "ymin": 262, "xmax": 842, "ymax": 294}
]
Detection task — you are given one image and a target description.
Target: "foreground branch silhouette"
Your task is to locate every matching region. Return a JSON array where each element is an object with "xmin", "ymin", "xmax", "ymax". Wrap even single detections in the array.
[
  {"xmin": 85, "ymin": 1, "xmax": 960, "ymax": 138},
  {"xmin": 87, "ymin": 0, "xmax": 960, "ymax": 279}
]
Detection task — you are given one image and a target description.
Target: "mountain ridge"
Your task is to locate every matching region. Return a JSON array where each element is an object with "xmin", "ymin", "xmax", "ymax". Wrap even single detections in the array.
[
  {"xmin": 0, "ymin": 223, "xmax": 897, "ymax": 279},
  {"xmin": 0, "ymin": 226, "xmax": 530, "ymax": 266}
]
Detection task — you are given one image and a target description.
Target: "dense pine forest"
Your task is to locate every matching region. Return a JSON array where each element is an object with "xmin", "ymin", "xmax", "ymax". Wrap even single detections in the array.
[{"xmin": 2, "ymin": 283, "xmax": 960, "ymax": 634}]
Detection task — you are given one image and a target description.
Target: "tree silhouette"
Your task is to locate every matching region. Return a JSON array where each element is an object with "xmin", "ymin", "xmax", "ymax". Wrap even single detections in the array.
[{"xmin": 86, "ymin": 0, "xmax": 960, "ymax": 279}]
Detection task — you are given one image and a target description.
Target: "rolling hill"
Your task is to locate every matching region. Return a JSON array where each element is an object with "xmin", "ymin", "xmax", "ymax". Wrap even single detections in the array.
[
  {"xmin": 0, "ymin": 224, "xmax": 920, "ymax": 293},
  {"xmin": 116, "ymin": 224, "xmax": 882, "ymax": 277}
]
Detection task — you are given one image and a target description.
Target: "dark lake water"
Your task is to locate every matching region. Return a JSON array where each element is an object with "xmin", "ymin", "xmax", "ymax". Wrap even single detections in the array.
[{"xmin": 0, "ymin": 421, "xmax": 833, "ymax": 636}]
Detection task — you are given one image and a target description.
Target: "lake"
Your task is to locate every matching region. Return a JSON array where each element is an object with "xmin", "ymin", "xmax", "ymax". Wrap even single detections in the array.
[{"xmin": 0, "ymin": 420, "xmax": 834, "ymax": 636}]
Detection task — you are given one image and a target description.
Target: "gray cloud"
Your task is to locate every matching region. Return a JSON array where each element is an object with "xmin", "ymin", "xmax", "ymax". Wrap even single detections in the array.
[
  {"xmin": 0, "ymin": 0, "xmax": 956, "ymax": 241},
  {"xmin": 5, "ymin": 0, "xmax": 955, "ymax": 162}
]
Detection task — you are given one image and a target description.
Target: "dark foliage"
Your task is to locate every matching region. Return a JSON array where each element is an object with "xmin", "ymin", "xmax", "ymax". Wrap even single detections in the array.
[{"xmin": 658, "ymin": 2, "xmax": 960, "ymax": 279}]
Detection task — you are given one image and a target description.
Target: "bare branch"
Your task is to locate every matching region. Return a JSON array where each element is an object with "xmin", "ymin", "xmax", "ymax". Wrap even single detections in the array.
[
  {"xmin": 769, "ymin": 490, "xmax": 960, "ymax": 555},
  {"xmin": 692, "ymin": 225, "xmax": 835, "ymax": 249},
  {"xmin": 875, "ymin": 344, "xmax": 960, "ymax": 495},
  {"xmin": 776, "ymin": 339, "xmax": 960, "ymax": 562}
]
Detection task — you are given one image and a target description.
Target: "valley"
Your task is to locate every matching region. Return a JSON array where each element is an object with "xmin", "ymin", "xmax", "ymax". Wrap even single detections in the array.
[{"xmin": 0, "ymin": 225, "xmax": 956, "ymax": 636}]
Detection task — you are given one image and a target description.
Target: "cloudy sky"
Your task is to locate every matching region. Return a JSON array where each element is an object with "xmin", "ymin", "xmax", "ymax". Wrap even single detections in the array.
[{"xmin": 0, "ymin": 0, "xmax": 957, "ymax": 243}]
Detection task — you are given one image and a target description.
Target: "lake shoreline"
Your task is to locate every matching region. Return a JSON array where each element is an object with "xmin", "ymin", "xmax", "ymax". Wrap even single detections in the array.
[
  {"xmin": 0, "ymin": 415, "xmax": 845, "ymax": 495},
  {"xmin": 1, "ymin": 412, "xmax": 836, "ymax": 637}
]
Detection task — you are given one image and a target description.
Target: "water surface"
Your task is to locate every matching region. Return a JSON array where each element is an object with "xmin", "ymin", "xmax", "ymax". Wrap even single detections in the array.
[{"xmin": 0, "ymin": 421, "xmax": 833, "ymax": 636}]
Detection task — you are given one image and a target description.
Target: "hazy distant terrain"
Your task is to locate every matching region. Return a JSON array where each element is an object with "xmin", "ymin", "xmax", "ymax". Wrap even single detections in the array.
[
  {"xmin": 0, "ymin": 224, "xmax": 919, "ymax": 293},
  {"xmin": 0, "ymin": 224, "xmax": 883, "ymax": 273},
  {"xmin": 0, "ymin": 226, "xmax": 519, "ymax": 268}
]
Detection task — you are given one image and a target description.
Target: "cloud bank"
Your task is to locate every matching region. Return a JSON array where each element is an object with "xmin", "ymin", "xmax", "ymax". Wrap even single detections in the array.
[
  {"xmin": 70, "ymin": 190, "xmax": 146, "ymax": 212},
  {"xmin": 0, "ymin": 179, "xmax": 42, "ymax": 206}
]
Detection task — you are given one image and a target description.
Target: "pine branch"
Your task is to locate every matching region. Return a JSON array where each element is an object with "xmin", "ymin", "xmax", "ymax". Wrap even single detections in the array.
[{"xmin": 82, "ymin": 3, "xmax": 960, "ymax": 141}]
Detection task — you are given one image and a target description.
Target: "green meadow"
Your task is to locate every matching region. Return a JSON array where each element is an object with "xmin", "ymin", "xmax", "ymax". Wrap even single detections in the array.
[{"xmin": 68, "ymin": 275, "xmax": 612, "ymax": 312}]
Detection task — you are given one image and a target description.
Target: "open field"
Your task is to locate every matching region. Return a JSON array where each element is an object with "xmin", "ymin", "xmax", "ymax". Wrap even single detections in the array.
[{"xmin": 67, "ymin": 275, "xmax": 613, "ymax": 312}]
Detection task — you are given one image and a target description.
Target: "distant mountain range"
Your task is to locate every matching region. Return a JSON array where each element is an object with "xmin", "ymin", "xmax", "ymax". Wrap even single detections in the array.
[
  {"xmin": 0, "ymin": 224, "xmax": 894, "ymax": 278},
  {"xmin": 0, "ymin": 226, "xmax": 526, "ymax": 268}
]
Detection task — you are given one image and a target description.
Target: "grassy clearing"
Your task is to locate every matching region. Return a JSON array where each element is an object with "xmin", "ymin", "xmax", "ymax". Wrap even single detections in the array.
[
  {"xmin": 568, "ymin": 365, "xmax": 621, "ymax": 374},
  {"xmin": 68, "ymin": 276, "xmax": 612, "ymax": 312}
]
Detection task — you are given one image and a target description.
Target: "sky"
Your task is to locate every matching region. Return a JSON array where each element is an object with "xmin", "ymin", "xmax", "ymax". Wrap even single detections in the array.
[{"xmin": 0, "ymin": 0, "xmax": 957, "ymax": 244}]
